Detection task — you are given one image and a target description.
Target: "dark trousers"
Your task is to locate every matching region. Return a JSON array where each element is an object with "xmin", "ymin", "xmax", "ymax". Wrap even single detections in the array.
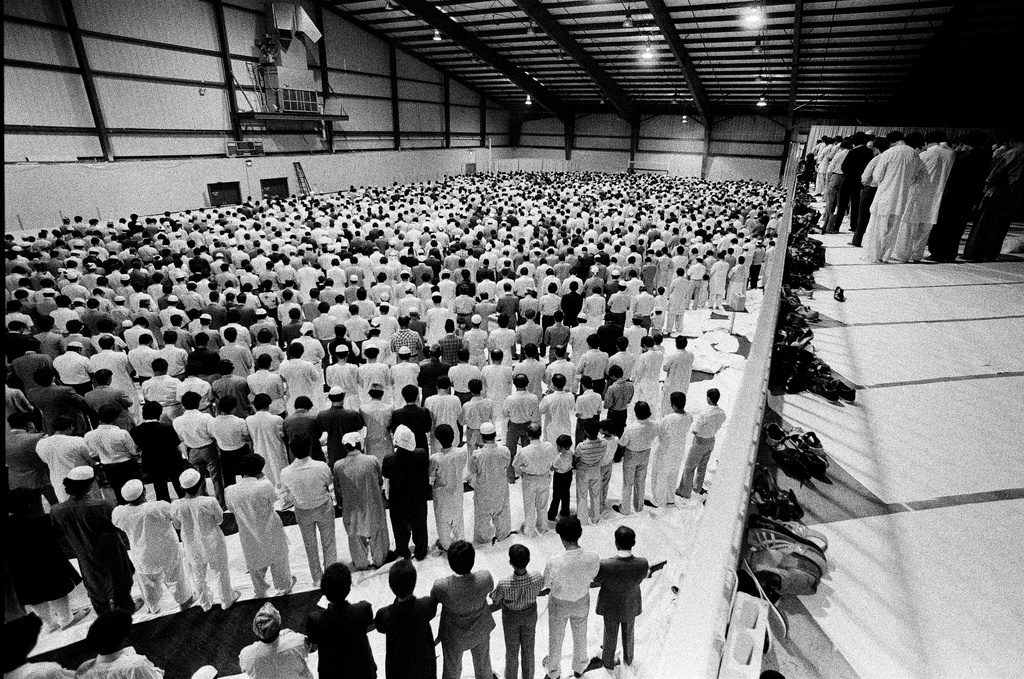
[
  {"xmin": 608, "ymin": 409, "xmax": 628, "ymax": 437},
  {"xmin": 103, "ymin": 460, "xmax": 142, "ymax": 504},
  {"xmin": 851, "ymin": 186, "xmax": 877, "ymax": 246},
  {"xmin": 69, "ymin": 382, "xmax": 92, "ymax": 396},
  {"xmin": 601, "ymin": 614, "xmax": 636, "ymax": 669},
  {"xmin": 748, "ymin": 265, "xmax": 762, "ymax": 289},
  {"xmin": 219, "ymin": 444, "xmax": 250, "ymax": 488},
  {"xmin": 455, "ymin": 391, "xmax": 472, "ymax": 405},
  {"xmin": 828, "ymin": 181, "xmax": 861, "ymax": 233},
  {"xmin": 82, "ymin": 561, "xmax": 135, "ymax": 615},
  {"xmin": 506, "ymin": 421, "xmax": 531, "ymax": 482},
  {"xmin": 502, "ymin": 604, "xmax": 538, "ymax": 679},
  {"xmin": 575, "ymin": 416, "xmax": 598, "ymax": 448},
  {"xmin": 150, "ymin": 468, "xmax": 185, "ymax": 503},
  {"xmin": 548, "ymin": 470, "xmax": 572, "ymax": 520},
  {"xmin": 187, "ymin": 444, "xmax": 224, "ymax": 507},
  {"xmin": 391, "ymin": 502, "xmax": 428, "ymax": 560}
]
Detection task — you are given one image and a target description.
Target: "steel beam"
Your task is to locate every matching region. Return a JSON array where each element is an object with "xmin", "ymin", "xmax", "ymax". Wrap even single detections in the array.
[
  {"xmin": 394, "ymin": 0, "xmax": 569, "ymax": 119},
  {"xmin": 645, "ymin": 0, "xmax": 712, "ymax": 120},
  {"xmin": 443, "ymin": 73, "xmax": 451, "ymax": 148},
  {"xmin": 313, "ymin": 2, "xmax": 334, "ymax": 152},
  {"xmin": 389, "ymin": 44, "xmax": 400, "ymax": 150},
  {"xmin": 479, "ymin": 95, "xmax": 487, "ymax": 147},
  {"xmin": 512, "ymin": 0, "xmax": 637, "ymax": 123},
  {"xmin": 59, "ymin": 0, "xmax": 113, "ymax": 159},
  {"xmin": 211, "ymin": 0, "xmax": 243, "ymax": 142}
]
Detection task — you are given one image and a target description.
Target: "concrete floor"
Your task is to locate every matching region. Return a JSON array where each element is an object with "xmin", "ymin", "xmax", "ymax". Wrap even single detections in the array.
[{"xmin": 763, "ymin": 232, "xmax": 1024, "ymax": 679}]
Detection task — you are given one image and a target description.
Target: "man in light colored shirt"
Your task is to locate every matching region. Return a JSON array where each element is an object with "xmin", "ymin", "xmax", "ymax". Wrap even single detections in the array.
[
  {"xmin": 428, "ymin": 424, "xmax": 468, "ymax": 550},
  {"xmin": 209, "ymin": 395, "xmax": 251, "ymax": 489},
  {"xmin": 614, "ymin": 401, "xmax": 660, "ymax": 516},
  {"xmin": 140, "ymin": 359, "xmax": 183, "ymax": 422},
  {"xmin": 676, "ymin": 388, "xmax": 727, "ymax": 501},
  {"xmin": 36, "ymin": 416, "xmax": 95, "ymax": 502},
  {"xmin": 245, "ymin": 393, "xmax": 289, "ymax": 494},
  {"xmin": 84, "ymin": 406, "xmax": 141, "ymax": 504},
  {"xmin": 543, "ymin": 516, "xmax": 601, "ymax": 679},
  {"xmin": 500, "ymin": 373, "xmax": 540, "ymax": 483},
  {"xmin": 74, "ymin": 609, "xmax": 165, "ymax": 679},
  {"xmin": 172, "ymin": 391, "xmax": 224, "ymax": 507},
  {"xmin": 279, "ymin": 435, "xmax": 336, "ymax": 585},
  {"xmin": 512, "ymin": 424, "xmax": 557, "ymax": 537},
  {"xmin": 53, "ymin": 340, "xmax": 93, "ymax": 394},
  {"xmin": 238, "ymin": 603, "xmax": 313, "ymax": 679},
  {"xmin": 469, "ymin": 422, "xmax": 512, "ymax": 545}
]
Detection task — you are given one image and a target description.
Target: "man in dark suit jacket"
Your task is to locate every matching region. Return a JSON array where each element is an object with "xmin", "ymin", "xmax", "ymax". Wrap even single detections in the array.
[
  {"xmin": 307, "ymin": 562, "xmax": 377, "ymax": 679},
  {"xmin": 390, "ymin": 385, "xmax": 433, "ymax": 451},
  {"xmin": 594, "ymin": 526, "xmax": 650, "ymax": 670},
  {"xmin": 382, "ymin": 424, "xmax": 430, "ymax": 560},
  {"xmin": 417, "ymin": 346, "xmax": 449, "ymax": 402},
  {"xmin": 375, "ymin": 558, "xmax": 438, "ymax": 679}
]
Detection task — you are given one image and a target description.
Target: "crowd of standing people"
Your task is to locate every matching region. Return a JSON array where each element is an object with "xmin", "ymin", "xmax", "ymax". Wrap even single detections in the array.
[
  {"xmin": 4, "ymin": 171, "xmax": 783, "ymax": 678},
  {"xmin": 803, "ymin": 131, "xmax": 1022, "ymax": 262}
]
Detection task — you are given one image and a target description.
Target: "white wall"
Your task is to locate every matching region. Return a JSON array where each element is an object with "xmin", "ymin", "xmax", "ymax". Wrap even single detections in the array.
[{"xmin": 5, "ymin": 147, "xmax": 501, "ymax": 230}]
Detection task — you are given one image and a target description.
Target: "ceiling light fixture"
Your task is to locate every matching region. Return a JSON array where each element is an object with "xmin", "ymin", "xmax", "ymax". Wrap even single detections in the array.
[
  {"xmin": 525, "ymin": 94, "xmax": 532, "ymax": 106},
  {"xmin": 756, "ymin": 93, "xmax": 768, "ymax": 107},
  {"xmin": 623, "ymin": 15, "xmax": 634, "ymax": 29},
  {"xmin": 743, "ymin": 4, "xmax": 766, "ymax": 29},
  {"xmin": 681, "ymin": 115, "xmax": 688, "ymax": 123},
  {"xmin": 432, "ymin": 28, "xmax": 442, "ymax": 41},
  {"xmin": 641, "ymin": 43, "xmax": 654, "ymax": 60},
  {"xmin": 753, "ymin": 36, "xmax": 764, "ymax": 53},
  {"xmin": 384, "ymin": 0, "xmax": 396, "ymax": 10}
]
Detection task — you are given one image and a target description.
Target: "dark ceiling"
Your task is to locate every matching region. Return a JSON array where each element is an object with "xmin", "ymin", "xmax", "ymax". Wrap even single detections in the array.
[{"xmin": 324, "ymin": 0, "xmax": 1024, "ymax": 124}]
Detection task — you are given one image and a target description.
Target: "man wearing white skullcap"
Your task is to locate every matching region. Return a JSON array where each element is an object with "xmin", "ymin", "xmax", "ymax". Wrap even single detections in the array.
[
  {"xmin": 333, "ymin": 429, "xmax": 391, "ymax": 570},
  {"xmin": 170, "ymin": 468, "xmax": 239, "ymax": 611},
  {"xmin": 111, "ymin": 479, "xmax": 195, "ymax": 614},
  {"xmin": 382, "ymin": 424, "xmax": 430, "ymax": 560},
  {"xmin": 468, "ymin": 422, "xmax": 512, "ymax": 544}
]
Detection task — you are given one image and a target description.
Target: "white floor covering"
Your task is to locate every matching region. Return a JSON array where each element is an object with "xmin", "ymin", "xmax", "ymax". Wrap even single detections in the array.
[
  {"xmin": 774, "ymin": 233, "xmax": 1024, "ymax": 679},
  {"xmin": 30, "ymin": 294, "xmax": 769, "ymax": 679}
]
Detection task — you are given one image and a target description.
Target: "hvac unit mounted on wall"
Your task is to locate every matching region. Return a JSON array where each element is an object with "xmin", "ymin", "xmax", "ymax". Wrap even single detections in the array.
[{"xmin": 227, "ymin": 141, "xmax": 266, "ymax": 157}]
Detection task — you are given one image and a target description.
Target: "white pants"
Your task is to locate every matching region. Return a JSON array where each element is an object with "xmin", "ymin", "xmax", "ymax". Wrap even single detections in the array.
[
  {"xmin": 186, "ymin": 551, "xmax": 235, "ymax": 610},
  {"xmin": 575, "ymin": 466, "xmax": 603, "ymax": 525},
  {"xmin": 520, "ymin": 473, "xmax": 550, "ymax": 537},
  {"xmin": 863, "ymin": 212, "xmax": 901, "ymax": 263},
  {"xmin": 137, "ymin": 557, "xmax": 194, "ymax": 613},
  {"xmin": 649, "ymin": 442, "xmax": 686, "ymax": 506},
  {"xmin": 433, "ymin": 489, "xmax": 465, "ymax": 549},
  {"xmin": 546, "ymin": 595, "xmax": 590, "ymax": 678}
]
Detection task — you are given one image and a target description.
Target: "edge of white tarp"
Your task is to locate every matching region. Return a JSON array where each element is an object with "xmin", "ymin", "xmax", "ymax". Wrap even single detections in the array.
[{"xmin": 648, "ymin": 142, "xmax": 801, "ymax": 679}]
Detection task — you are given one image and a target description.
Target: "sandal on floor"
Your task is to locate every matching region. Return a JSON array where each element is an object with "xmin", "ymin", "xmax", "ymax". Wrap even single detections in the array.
[
  {"xmin": 800, "ymin": 432, "xmax": 824, "ymax": 455},
  {"xmin": 833, "ymin": 286, "xmax": 845, "ymax": 302}
]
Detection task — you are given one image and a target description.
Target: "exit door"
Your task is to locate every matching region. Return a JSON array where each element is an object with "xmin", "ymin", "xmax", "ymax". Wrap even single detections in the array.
[
  {"xmin": 208, "ymin": 181, "xmax": 242, "ymax": 207},
  {"xmin": 261, "ymin": 177, "xmax": 289, "ymax": 200}
]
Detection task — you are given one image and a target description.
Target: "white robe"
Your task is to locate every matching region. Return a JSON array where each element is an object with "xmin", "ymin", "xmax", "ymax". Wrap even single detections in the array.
[
  {"xmin": 891, "ymin": 144, "xmax": 957, "ymax": 262},
  {"xmin": 224, "ymin": 477, "xmax": 289, "ymax": 570},
  {"xmin": 648, "ymin": 412, "xmax": 694, "ymax": 505},
  {"xmin": 538, "ymin": 390, "xmax": 575, "ymax": 443},
  {"xmin": 245, "ymin": 411, "xmax": 288, "ymax": 489},
  {"xmin": 863, "ymin": 143, "xmax": 927, "ymax": 263}
]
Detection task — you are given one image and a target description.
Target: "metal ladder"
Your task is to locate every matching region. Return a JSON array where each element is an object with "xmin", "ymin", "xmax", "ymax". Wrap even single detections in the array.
[{"xmin": 293, "ymin": 161, "xmax": 311, "ymax": 195}]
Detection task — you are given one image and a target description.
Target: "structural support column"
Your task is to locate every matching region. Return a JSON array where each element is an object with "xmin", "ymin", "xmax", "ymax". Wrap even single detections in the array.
[
  {"xmin": 443, "ymin": 74, "xmax": 451, "ymax": 149},
  {"xmin": 388, "ymin": 44, "xmax": 400, "ymax": 150},
  {"xmin": 700, "ymin": 118, "xmax": 713, "ymax": 180},
  {"xmin": 629, "ymin": 119, "xmax": 641, "ymax": 169},
  {"xmin": 314, "ymin": 1, "xmax": 334, "ymax": 153},
  {"xmin": 479, "ymin": 95, "xmax": 487, "ymax": 147},
  {"xmin": 60, "ymin": 0, "xmax": 113, "ymax": 160},
  {"xmin": 563, "ymin": 115, "xmax": 575, "ymax": 162},
  {"xmin": 212, "ymin": 0, "xmax": 243, "ymax": 142}
]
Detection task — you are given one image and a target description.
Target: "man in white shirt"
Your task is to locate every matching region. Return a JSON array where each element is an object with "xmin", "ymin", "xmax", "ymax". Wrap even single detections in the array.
[
  {"xmin": 84, "ymin": 406, "xmax": 141, "ymax": 504},
  {"xmin": 279, "ymin": 435, "xmax": 336, "ymax": 585},
  {"xmin": 53, "ymin": 341, "xmax": 93, "ymax": 394},
  {"xmin": 544, "ymin": 516, "xmax": 601, "ymax": 679},
  {"xmin": 35, "ymin": 416, "xmax": 96, "ymax": 503},
  {"xmin": 173, "ymin": 391, "xmax": 224, "ymax": 507},
  {"xmin": 676, "ymin": 388, "xmax": 727, "ymax": 502},
  {"xmin": 512, "ymin": 424, "xmax": 557, "ymax": 537}
]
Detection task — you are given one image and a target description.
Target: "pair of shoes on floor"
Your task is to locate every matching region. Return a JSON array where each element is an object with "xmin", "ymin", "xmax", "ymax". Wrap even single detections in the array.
[{"xmin": 833, "ymin": 286, "xmax": 846, "ymax": 302}]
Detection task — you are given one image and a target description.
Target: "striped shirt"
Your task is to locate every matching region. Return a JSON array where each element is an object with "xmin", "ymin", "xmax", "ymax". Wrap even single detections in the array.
[
  {"xmin": 491, "ymin": 570, "xmax": 545, "ymax": 612},
  {"xmin": 574, "ymin": 437, "xmax": 607, "ymax": 468}
]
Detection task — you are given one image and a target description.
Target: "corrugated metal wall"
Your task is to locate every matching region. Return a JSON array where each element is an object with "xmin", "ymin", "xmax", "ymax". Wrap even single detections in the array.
[{"xmin": 3, "ymin": 0, "xmax": 512, "ymax": 161}]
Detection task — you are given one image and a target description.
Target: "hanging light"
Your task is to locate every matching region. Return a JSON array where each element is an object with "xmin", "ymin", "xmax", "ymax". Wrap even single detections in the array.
[
  {"xmin": 756, "ymin": 93, "xmax": 768, "ymax": 107},
  {"xmin": 641, "ymin": 42, "xmax": 654, "ymax": 60},
  {"xmin": 432, "ymin": 28, "xmax": 442, "ymax": 41},
  {"xmin": 525, "ymin": 94, "xmax": 532, "ymax": 106},
  {"xmin": 384, "ymin": 0, "xmax": 396, "ymax": 10},
  {"xmin": 623, "ymin": 15, "xmax": 634, "ymax": 29},
  {"xmin": 753, "ymin": 36, "xmax": 764, "ymax": 53},
  {"xmin": 743, "ymin": 4, "xmax": 766, "ymax": 29},
  {"xmin": 681, "ymin": 115, "xmax": 688, "ymax": 123}
]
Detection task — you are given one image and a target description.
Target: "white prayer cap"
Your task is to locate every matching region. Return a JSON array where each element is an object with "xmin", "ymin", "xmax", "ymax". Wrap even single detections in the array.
[
  {"xmin": 328, "ymin": 385, "xmax": 345, "ymax": 399},
  {"xmin": 342, "ymin": 431, "xmax": 364, "ymax": 447},
  {"xmin": 471, "ymin": 314, "xmax": 482, "ymax": 325},
  {"xmin": 200, "ymin": 313, "xmax": 212, "ymax": 320},
  {"xmin": 379, "ymin": 292, "xmax": 390, "ymax": 301},
  {"xmin": 191, "ymin": 667, "xmax": 218, "ymax": 679},
  {"xmin": 121, "ymin": 479, "xmax": 144, "ymax": 502},
  {"xmin": 335, "ymin": 344, "xmax": 349, "ymax": 355},
  {"xmin": 67, "ymin": 340, "xmax": 84, "ymax": 349},
  {"xmin": 114, "ymin": 295, "xmax": 126, "ymax": 302},
  {"xmin": 179, "ymin": 468, "xmax": 202, "ymax": 490},
  {"xmin": 397, "ymin": 346, "xmax": 411, "ymax": 356},
  {"xmin": 300, "ymin": 322, "xmax": 315, "ymax": 334},
  {"xmin": 67, "ymin": 466, "xmax": 95, "ymax": 481},
  {"xmin": 394, "ymin": 424, "xmax": 416, "ymax": 450},
  {"xmin": 370, "ymin": 317, "xmax": 381, "ymax": 327},
  {"xmin": 349, "ymin": 275, "xmax": 359, "ymax": 282},
  {"xmin": 255, "ymin": 308, "xmax": 267, "ymax": 317},
  {"xmin": 167, "ymin": 295, "xmax": 179, "ymax": 302},
  {"xmin": 480, "ymin": 422, "xmax": 497, "ymax": 436},
  {"xmin": 65, "ymin": 270, "xmax": 79, "ymax": 280},
  {"xmin": 121, "ymin": 320, "xmax": 133, "ymax": 328}
]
